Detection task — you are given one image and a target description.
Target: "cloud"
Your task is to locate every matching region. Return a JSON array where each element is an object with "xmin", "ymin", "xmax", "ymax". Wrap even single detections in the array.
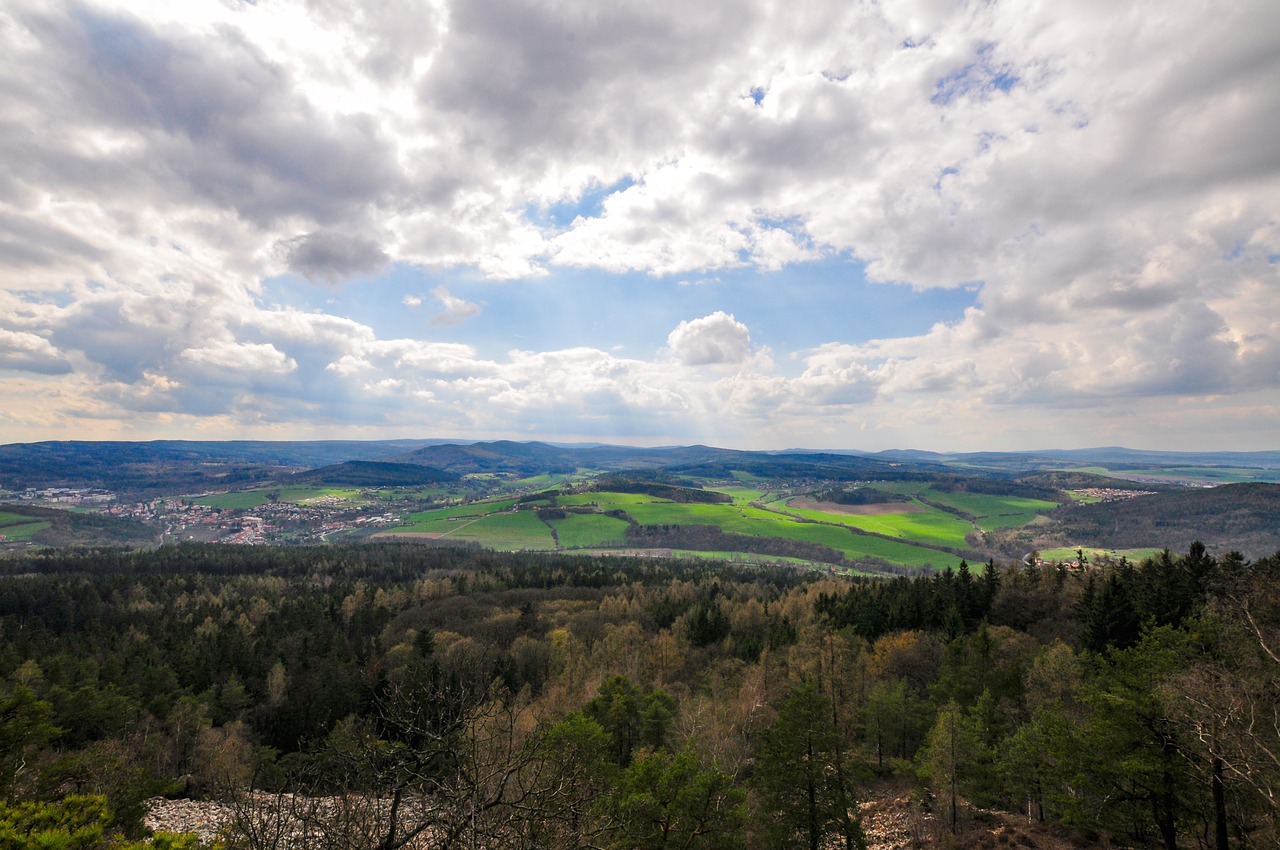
[
  {"xmin": 0, "ymin": 0, "xmax": 1278, "ymax": 448},
  {"xmin": 0, "ymin": 329, "xmax": 72, "ymax": 375},
  {"xmin": 667, "ymin": 311, "xmax": 752, "ymax": 366},
  {"xmin": 180, "ymin": 340, "xmax": 297, "ymax": 375},
  {"xmin": 430, "ymin": 286, "xmax": 480, "ymax": 326},
  {"xmin": 279, "ymin": 231, "xmax": 389, "ymax": 283}
]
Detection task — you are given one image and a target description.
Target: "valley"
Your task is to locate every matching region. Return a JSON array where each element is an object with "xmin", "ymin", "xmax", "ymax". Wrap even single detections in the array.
[{"xmin": 3, "ymin": 439, "xmax": 1280, "ymax": 571}]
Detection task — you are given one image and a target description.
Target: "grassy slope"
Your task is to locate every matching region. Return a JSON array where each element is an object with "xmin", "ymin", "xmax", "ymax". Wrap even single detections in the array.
[
  {"xmin": 783, "ymin": 501, "xmax": 975, "ymax": 547},
  {"xmin": 0, "ymin": 520, "xmax": 53, "ymax": 540},
  {"xmin": 546, "ymin": 513, "xmax": 631, "ymax": 548},
  {"xmin": 387, "ymin": 488, "xmax": 978, "ymax": 569},
  {"xmin": 564, "ymin": 492, "xmax": 965, "ymax": 568},
  {"xmin": 1038, "ymin": 546, "xmax": 1165, "ymax": 563},
  {"xmin": 922, "ymin": 492, "xmax": 1059, "ymax": 530},
  {"xmin": 0, "ymin": 505, "xmax": 154, "ymax": 547},
  {"xmin": 868, "ymin": 484, "xmax": 1060, "ymax": 531},
  {"xmin": 448, "ymin": 511, "xmax": 555, "ymax": 550}
]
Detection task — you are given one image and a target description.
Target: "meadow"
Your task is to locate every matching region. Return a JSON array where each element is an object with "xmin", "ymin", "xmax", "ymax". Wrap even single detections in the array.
[
  {"xmin": 0, "ymin": 510, "xmax": 51, "ymax": 541},
  {"xmin": 545, "ymin": 512, "xmax": 632, "ymax": 548},
  {"xmin": 1038, "ymin": 545, "xmax": 1166, "ymax": 563},
  {"xmin": 782, "ymin": 499, "xmax": 975, "ymax": 547},
  {"xmin": 865, "ymin": 484, "xmax": 1060, "ymax": 531},
  {"xmin": 389, "ymin": 490, "xmax": 973, "ymax": 569}
]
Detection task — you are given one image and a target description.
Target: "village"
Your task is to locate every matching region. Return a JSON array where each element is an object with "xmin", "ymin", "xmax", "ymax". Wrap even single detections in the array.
[{"xmin": 0, "ymin": 487, "xmax": 403, "ymax": 546}]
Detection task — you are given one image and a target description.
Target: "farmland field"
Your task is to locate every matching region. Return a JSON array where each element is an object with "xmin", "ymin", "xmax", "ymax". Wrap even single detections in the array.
[
  {"xmin": 383, "ymin": 490, "xmax": 971, "ymax": 569},
  {"xmin": 449, "ymin": 511, "xmax": 555, "ymax": 549},
  {"xmin": 1106, "ymin": 466, "xmax": 1280, "ymax": 484},
  {"xmin": 547, "ymin": 512, "xmax": 631, "ymax": 548},
  {"xmin": 395, "ymin": 498, "xmax": 522, "ymax": 527},
  {"xmin": 567, "ymin": 492, "xmax": 965, "ymax": 568},
  {"xmin": 0, "ymin": 510, "xmax": 54, "ymax": 541},
  {"xmin": 914, "ymin": 491, "xmax": 1060, "ymax": 530},
  {"xmin": 1038, "ymin": 546, "xmax": 1166, "ymax": 563},
  {"xmin": 782, "ymin": 499, "xmax": 975, "ymax": 547},
  {"xmin": 0, "ymin": 520, "xmax": 51, "ymax": 540},
  {"xmin": 385, "ymin": 510, "xmax": 554, "ymax": 550},
  {"xmin": 710, "ymin": 486, "xmax": 767, "ymax": 504}
]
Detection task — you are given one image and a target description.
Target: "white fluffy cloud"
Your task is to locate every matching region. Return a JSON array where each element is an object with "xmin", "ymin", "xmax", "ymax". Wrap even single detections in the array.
[
  {"xmin": 0, "ymin": 0, "xmax": 1276, "ymax": 448},
  {"xmin": 667, "ymin": 312, "xmax": 753, "ymax": 366}
]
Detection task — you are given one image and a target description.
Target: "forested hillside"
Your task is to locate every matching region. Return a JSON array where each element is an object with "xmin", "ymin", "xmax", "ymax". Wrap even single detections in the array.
[
  {"xmin": 1052, "ymin": 482, "xmax": 1280, "ymax": 555},
  {"xmin": 0, "ymin": 543, "xmax": 1277, "ymax": 849}
]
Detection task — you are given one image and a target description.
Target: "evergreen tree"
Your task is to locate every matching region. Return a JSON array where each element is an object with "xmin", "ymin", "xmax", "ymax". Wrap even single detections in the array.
[
  {"xmin": 753, "ymin": 683, "xmax": 864, "ymax": 850},
  {"xmin": 919, "ymin": 700, "xmax": 984, "ymax": 833}
]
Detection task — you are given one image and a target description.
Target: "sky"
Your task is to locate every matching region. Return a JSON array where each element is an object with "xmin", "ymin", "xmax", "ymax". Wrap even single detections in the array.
[{"xmin": 1, "ymin": 0, "xmax": 1278, "ymax": 452}]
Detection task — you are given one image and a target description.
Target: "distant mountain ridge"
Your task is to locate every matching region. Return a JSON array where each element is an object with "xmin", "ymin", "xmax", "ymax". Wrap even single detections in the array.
[
  {"xmin": 2, "ymin": 438, "xmax": 1277, "ymax": 497},
  {"xmin": 0, "ymin": 439, "xmax": 454, "ymax": 494},
  {"xmin": 868, "ymin": 446, "xmax": 1280, "ymax": 469},
  {"xmin": 290, "ymin": 461, "xmax": 460, "ymax": 487},
  {"xmin": 386, "ymin": 440, "xmax": 954, "ymax": 480}
]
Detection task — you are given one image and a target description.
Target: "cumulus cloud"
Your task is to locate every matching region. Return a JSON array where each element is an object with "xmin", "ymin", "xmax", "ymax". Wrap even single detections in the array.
[
  {"xmin": 181, "ymin": 340, "xmax": 297, "ymax": 375},
  {"xmin": 0, "ymin": 329, "xmax": 72, "ymax": 375},
  {"xmin": 667, "ymin": 312, "xmax": 753, "ymax": 366}
]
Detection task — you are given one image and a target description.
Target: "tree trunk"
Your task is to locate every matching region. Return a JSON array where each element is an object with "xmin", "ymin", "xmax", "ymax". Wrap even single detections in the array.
[
  {"xmin": 1212, "ymin": 756, "xmax": 1229, "ymax": 850},
  {"xmin": 806, "ymin": 727, "xmax": 820, "ymax": 850}
]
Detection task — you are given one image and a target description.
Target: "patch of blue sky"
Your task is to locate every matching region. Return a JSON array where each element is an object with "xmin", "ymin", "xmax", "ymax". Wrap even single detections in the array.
[
  {"xmin": 525, "ymin": 176, "xmax": 636, "ymax": 229},
  {"xmin": 32, "ymin": 287, "xmax": 77, "ymax": 308},
  {"xmin": 260, "ymin": 256, "xmax": 979, "ymax": 373},
  {"xmin": 990, "ymin": 70, "xmax": 1018, "ymax": 92},
  {"xmin": 932, "ymin": 45, "xmax": 1019, "ymax": 105},
  {"xmin": 258, "ymin": 263, "xmax": 470, "ymax": 341},
  {"xmin": 750, "ymin": 86, "xmax": 766, "ymax": 105}
]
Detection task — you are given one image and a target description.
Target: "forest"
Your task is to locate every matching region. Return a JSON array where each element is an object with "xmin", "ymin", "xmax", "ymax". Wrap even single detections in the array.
[{"xmin": 0, "ymin": 542, "xmax": 1277, "ymax": 850}]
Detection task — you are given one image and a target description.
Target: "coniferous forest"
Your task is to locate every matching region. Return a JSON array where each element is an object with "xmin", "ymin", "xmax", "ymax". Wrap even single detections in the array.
[{"xmin": 1, "ymin": 542, "xmax": 1278, "ymax": 849}]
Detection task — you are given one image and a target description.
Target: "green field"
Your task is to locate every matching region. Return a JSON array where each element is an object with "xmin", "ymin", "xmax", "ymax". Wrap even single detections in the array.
[
  {"xmin": 449, "ymin": 511, "xmax": 555, "ymax": 549},
  {"xmin": 909, "ymin": 490, "xmax": 1059, "ymax": 531},
  {"xmin": 1108, "ymin": 467, "xmax": 1280, "ymax": 484},
  {"xmin": 387, "ymin": 509, "xmax": 554, "ymax": 550},
  {"xmin": 546, "ymin": 512, "xmax": 631, "ymax": 548},
  {"xmin": 558, "ymin": 492, "xmax": 655, "ymax": 509},
  {"xmin": 387, "ymin": 490, "xmax": 968, "ymax": 569},
  {"xmin": 862, "ymin": 482, "xmax": 934, "ymax": 497},
  {"xmin": 1039, "ymin": 546, "xmax": 1166, "ymax": 564},
  {"xmin": 564, "ymin": 492, "xmax": 964, "ymax": 568},
  {"xmin": 0, "ymin": 520, "xmax": 51, "ymax": 541},
  {"xmin": 710, "ymin": 486, "xmax": 767, "ymax": 504},
  {"xmin": 193, "ymin": 486, "xmax": 364, "ymax": 509},
  {"xmin": 783, "ymin": 499, "xmax": 975, "ymax": 547},
  {"xmin": 0, "ymin": 511, "xmax": 53, "ymax": 541},
  {"xmin": 510, "ymin": 473, "xmax": 580, "ymax": 489},
  {"xmin": 394, "ymin": 498, "xmax": 523, "ymax": 529}
]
